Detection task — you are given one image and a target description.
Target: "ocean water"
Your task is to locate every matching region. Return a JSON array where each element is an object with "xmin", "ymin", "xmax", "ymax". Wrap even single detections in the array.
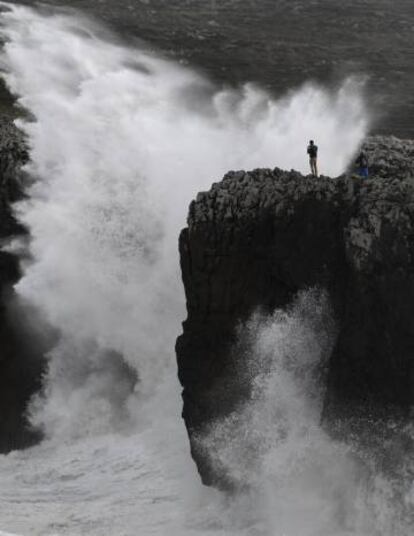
[
  {"xmin": 3, "ymin": 0, "xmax": 414, "ymax": 137},
  {"xmin": 0, "ymin": 2, "xmax": 412, "ymax": 535}
]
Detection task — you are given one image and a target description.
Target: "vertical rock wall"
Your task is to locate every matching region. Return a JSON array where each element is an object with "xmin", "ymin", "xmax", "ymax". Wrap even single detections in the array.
[
  {"xmin": 0, "ymin": 120, "xmax": 46, "ymax": 452},
  {"xmin": 177, "ymin": 144, "xmax": 414, "ymax": 485}
]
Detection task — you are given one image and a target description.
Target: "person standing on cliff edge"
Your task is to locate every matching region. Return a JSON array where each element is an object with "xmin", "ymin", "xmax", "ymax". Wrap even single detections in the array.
[{"xmin": 307, "ymin": 140, "xmax": 318, "ymax": 177}]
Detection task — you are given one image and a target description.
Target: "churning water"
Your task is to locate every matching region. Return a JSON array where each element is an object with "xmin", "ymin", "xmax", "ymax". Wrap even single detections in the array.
[{"xmin": 0, "ymin": 2, "xmax": 411, "ymax": 535}]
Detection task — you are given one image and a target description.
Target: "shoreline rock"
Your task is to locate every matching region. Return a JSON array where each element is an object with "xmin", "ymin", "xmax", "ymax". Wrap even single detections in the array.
[
  {"xmin": 177, "ymin": 138, "xmax": 414, "ymax": 486},
  {"xmin": 0, "ymin": 119, "xmax": 46, "ymax": 454}
]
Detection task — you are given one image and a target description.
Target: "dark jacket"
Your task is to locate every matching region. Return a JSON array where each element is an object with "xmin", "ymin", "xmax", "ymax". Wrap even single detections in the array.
[
  {"xmin": 356, "ymin": 152, "xmax": 368, "ymax": 168},
  {"xmin": 307, "ymin": 144, "xmax": 318, "ymax": 158}
]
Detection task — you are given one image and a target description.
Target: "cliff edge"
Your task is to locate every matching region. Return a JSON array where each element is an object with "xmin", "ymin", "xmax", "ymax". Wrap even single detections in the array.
[
  {"xmin": 176, "ymin": 137, "xmax": 414, "ymax": 485},
  {"xmin": 0, "ymin": 119, "xmax": 46, "ymax": 453}
]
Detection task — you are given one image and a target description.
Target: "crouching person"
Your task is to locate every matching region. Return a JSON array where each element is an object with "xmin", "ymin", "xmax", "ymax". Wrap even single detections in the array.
[{"xmin": 356, "ymin": 150, "xmax": 369, "ymax": 178}]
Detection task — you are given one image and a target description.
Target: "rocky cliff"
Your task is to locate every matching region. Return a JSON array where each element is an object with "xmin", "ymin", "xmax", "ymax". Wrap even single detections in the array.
[
  {"xmin": 176, "ymin": 137, "xmax": 414, "ymax": 486},
  {"xmin": 0, "ymin": 119, "xmax": 46, "ymax": 453}
]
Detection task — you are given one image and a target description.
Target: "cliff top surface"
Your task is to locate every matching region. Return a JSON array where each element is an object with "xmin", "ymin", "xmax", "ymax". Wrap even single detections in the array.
[{"xmin": 189, "ymin": 136, "xmax": 414, "ymax": 229}]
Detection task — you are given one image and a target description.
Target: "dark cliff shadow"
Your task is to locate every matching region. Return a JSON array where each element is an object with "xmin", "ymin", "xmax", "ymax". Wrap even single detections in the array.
[{"xmin": 177, "ymin": 158, "xmax": 414, "ymax": 489}]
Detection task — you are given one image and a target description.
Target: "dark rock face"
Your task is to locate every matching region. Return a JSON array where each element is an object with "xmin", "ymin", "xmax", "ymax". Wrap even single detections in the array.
[
  {"xmin": 176, "ymin": 137, "xmax": 414, "ymax": 485},
  {"xmin": 363, "ymin": 136, "xmax": 414, "ymax": 180},
  {"xmin": 0, "ymin": 119, "xmax": 46, "ymax": 453}
]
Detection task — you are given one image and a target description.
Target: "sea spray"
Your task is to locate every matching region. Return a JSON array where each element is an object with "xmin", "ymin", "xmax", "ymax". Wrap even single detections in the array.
[
  {"xmin": 195, "ymin": 290, "xmax": 413, "ymax": 536},
  {"xmin": 194, "ymin": 290, "xmax": 361, "ymax": 535},
  {"xmin": 0, "ymin": 2, "xmax": 370, "ymax": 440},
  {"xmin": 0, "ymin": 4, "xmax": 405, "ymax": 536}
]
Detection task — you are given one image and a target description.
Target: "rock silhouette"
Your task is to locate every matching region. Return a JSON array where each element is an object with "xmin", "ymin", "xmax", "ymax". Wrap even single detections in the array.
[
  {"xmin": 177, "ymin": 137, "xmax": 414, "ymax": 485},
  {"xmin": 0, "ymin": 119, "xmax": 46, "ymax": 453}
]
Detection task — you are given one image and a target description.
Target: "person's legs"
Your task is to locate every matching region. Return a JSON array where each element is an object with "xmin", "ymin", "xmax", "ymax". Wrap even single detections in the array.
[{"xmin": 310, "ymin": 157, "xmax": 318, "ymax": 177}]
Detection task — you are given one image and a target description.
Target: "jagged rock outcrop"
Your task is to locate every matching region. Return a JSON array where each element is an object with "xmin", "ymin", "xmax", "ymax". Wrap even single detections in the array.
[
  {"xmin": 0, "ymin": 119, "xmax": 46, "ymax": 453},
  {"xmin": 363, "ymin": 136, "xmax": 414, "ymax": 180},
  {"xmin": 176, "ymin": 137, "xmax": 414, "ymax": 485}
]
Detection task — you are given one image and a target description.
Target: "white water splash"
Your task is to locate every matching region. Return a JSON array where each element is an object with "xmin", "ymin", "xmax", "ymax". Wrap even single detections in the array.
[
  {"xmin": 197, "ymin": 291, "xmax": 360, "ymax": 536},
  {"xmin": 1, "ymin": 4, "xmax": 406, "ymax": 536},
  {"xmin": 0, "ymin": 2, "xmax": 369, "ymax": 439},
  {"xmin": 196, "ymin": 291, "xmax": 413, "ymax": 536}
]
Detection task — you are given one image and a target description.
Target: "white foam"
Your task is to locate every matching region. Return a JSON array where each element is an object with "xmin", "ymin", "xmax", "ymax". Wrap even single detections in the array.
[
  {"xmin": 0, "ymin": 2, "xmax": 369, "ymax": 440},
  {"xmin": 1, "ymin": 4, "xmax": 406, "ymax": 536}
]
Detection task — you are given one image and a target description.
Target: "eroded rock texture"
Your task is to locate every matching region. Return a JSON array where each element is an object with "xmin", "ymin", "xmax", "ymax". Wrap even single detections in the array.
[
  {"xmin": 0, "ymin": 119, "xmax": 46, "ymax": 453},
  {"xmin": 177, "ymin": 137, "xmax": 414, "ymax": 485}
]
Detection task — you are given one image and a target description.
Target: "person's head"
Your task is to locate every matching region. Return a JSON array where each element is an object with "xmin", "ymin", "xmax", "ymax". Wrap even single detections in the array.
[{"xmin": 309, "ymin": 140, "xmax": 314, "ymax": 145}]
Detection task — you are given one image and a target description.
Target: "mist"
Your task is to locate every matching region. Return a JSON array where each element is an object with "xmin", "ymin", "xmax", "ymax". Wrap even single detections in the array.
[
  {"xmin": 0, "ymin": 3, "xmax": 371, "ymax": 440},
  {"xmin": 0, "ymin": 4, "xmax": 396, "ymax": 536}
]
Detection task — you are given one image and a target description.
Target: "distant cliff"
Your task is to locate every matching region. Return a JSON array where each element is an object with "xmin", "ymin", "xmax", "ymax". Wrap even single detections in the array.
[
  {"xmin": 176, "ymin": 136, "xmax": 414, "ymax": 486},
  {"xmin": 0, "ymin": 119, "xmax": 46, "ymax": 453}
]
